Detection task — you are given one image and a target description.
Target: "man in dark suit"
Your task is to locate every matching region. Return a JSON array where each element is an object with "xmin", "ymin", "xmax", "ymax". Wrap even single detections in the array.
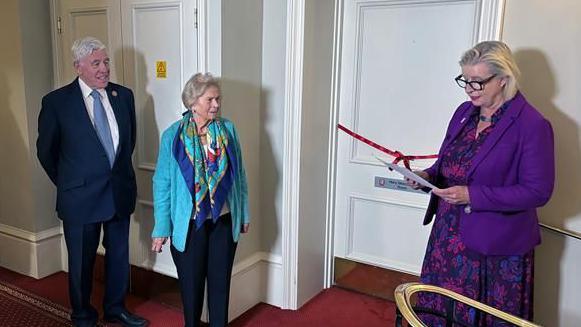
[{"xmin": 37, "ymin": 37, "xmax": 148, "ymax": 327}]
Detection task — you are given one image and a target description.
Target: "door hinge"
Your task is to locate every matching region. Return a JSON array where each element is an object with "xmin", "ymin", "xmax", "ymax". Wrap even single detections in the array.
[
  {"xmin": 194, "ymin": 9, "xmax": 198, "ymax": 29},
  {"xmin": 57, "ymin": 16, "xmax": 62, "ymax": 34}
]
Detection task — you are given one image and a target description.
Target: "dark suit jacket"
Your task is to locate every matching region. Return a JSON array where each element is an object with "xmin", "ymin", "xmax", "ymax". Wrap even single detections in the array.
[
  {"xmin": 423, "ymin": 92, "xmax": 555, "ymax": 255},
  {"xmin": 37, "ymin": 78, "xmax": 137, "ymax": 224}
]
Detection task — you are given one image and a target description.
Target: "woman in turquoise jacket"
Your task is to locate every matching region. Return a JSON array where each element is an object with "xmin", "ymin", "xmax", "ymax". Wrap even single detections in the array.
[{"xmin": 151, "ymin": 73, "xmax": 249, "ymax": 327}]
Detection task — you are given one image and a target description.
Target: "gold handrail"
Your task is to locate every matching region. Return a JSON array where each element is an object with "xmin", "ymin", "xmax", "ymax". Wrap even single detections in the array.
[
  {"xmin": 394, "ymin": 282, "xmax": 542, "ymax": 327},
  {"xmin": 539, "ymin": 222, "xmax": 581, "ymax": 241}
]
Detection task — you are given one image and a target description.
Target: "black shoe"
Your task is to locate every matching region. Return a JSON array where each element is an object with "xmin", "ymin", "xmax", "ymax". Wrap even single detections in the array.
[{"xmin": 104, "ymin": 310, "xmax": 148, "ymax": 327}]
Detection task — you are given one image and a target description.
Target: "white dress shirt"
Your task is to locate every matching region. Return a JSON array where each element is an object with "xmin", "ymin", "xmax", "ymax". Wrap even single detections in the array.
[{"xmin": 78, "ymin": 78, "xmax": 120, "ymax": 152}]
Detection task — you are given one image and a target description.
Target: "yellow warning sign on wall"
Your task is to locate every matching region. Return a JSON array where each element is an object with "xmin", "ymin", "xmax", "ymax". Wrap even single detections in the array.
[{"xmin": 156, "ymin": 61, "xmax": 167, "ymax": 79}]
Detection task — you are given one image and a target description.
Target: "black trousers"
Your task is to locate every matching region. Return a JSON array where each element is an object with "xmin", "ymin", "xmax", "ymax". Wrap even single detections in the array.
[
  {"xmin": 62, "ymin": 214, "xmax": 130, "ymax": 326},
  {"xmin": 171, "ymin": 213, "xmax": 237, "ymax": 327}
]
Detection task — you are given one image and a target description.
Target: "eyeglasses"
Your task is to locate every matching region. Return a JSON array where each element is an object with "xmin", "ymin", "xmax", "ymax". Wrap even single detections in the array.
[{"xmin": 454, "ymin": 74, "xmax": 497, "ymax": 91}]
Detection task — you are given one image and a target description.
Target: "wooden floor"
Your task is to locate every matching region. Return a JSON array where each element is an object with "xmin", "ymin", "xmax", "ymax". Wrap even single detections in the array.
[{"xmin": 334, "ymin": 257, "xmax": 419, "ymax": 301}]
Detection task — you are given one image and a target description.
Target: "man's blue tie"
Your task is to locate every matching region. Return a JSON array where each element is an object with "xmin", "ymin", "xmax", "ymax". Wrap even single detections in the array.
[{"xmin": 90, "ymin": 90, "xmax": 115, "ymax": 167}]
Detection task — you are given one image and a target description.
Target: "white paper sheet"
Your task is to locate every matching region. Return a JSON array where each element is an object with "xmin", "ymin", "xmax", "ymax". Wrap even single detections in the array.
[{"xmin": 374, "ymin": 155, "xmax": 438, "ymax": 190}]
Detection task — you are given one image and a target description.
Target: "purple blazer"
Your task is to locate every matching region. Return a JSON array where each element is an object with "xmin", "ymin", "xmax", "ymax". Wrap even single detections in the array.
[{"xmin": 423, "ymin": 92, "xmax": 555, "ymax": 255}]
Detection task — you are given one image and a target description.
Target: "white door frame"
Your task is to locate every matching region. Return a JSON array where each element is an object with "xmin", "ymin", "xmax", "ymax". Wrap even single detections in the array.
[
  {"xmin": 323, "ymin": 0, "xmax": 345, "ymax": 289},
  {"xmin": 196, "ymin": 0, "xmax": 222, "ymax": 75},
  {"xmin": 281, "ymin": 0, "xmax": 306, "ymax": 310}
]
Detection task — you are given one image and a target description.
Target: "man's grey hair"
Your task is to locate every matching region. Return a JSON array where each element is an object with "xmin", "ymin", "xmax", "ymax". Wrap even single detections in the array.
[{"xmin": 71, "ymin": 37, "xmax": 106, "ymax": 64}]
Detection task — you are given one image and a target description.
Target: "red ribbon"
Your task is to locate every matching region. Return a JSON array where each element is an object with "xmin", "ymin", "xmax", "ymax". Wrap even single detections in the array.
[{"xmin": 337, "ymin": 124, "xmax": 438, "ymax": 169}]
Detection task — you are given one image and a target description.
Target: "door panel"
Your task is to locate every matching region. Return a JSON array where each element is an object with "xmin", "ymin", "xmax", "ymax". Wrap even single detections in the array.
[
  {"xmin": 347, "ymin": 195, "xmax": 431, "ymax": 272},
  {"xmin": 333, "ymin": 0, "xmax": 482, "ymax": 276},
  {"xmin": 351, "ymin": 2, "xmax": 476, "ymax": 160}
]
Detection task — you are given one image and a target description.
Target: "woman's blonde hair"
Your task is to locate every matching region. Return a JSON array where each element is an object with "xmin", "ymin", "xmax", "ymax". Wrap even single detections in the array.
[
  {"xmin": 459, "ymin": 41, "xmax": 520, "ymax": 100},
  {"xmin": 181, "ymin": 73, "xmax": 220, "ymax": 109}
]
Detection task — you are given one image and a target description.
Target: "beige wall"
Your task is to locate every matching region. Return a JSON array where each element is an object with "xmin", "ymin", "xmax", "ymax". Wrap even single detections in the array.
[
  {"xmin": 504, "ymin": 0, "xmax": 581, "ymax": 237},
  {"xmin": 20, "ymin": 0, "xmax": 59, "ymax": 232},
  {"xmin": 0, "ymin": 0, "xmax": 57, "ymax": 233},
  {"xmin": 260, "ymin": 0, "xmax": 286, "ymax": 257},
  {"xmin": 0, "ymin": 0, "xmax": 35, "ymax": 231},
  {"xmin": 221, "ymin": 0, "xmax": 263, "ymax": 263},
  {"xmin": 503, "ymin": 0, "xmax": 581, "ymax": 325}
]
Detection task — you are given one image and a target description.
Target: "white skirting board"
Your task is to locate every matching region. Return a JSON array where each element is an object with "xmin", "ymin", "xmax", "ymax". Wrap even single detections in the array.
[
  {"xmin": 229, "ymin": 252, "xmax": 283, "ymax": 320},
  {"xmin": 0, "ymin": 223, "xmax": 63, "ymax": 279}
]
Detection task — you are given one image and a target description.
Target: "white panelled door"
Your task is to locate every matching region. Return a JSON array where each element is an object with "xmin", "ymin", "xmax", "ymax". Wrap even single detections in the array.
[
  {"xmin": 121, "ymin": 0, "xmax": 198, "ymax": 276},
  {"xmin": 333, "ymin": 0, "xmax": 492, "ymax": 275}
]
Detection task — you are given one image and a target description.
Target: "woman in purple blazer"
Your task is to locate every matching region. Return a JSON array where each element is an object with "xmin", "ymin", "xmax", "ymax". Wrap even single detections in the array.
[{"xmin": 409, "ymin": 41, "xmax": 555, "ymax": 325}]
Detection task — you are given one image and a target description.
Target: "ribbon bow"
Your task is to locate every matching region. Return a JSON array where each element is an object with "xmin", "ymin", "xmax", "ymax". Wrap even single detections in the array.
[{"xmin": 337, "ymin": 124, "xmax": 438, "ymax": 169}]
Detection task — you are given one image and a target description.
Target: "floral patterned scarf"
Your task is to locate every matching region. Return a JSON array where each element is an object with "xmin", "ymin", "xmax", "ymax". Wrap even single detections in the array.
[{"xmin": 172, "ymin": 112, "xmax": 234, "ymax": 229}]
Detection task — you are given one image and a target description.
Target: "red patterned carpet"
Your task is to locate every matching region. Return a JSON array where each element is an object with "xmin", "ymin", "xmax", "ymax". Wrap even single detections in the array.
[
  {"xmin": 0, "ymin": 280, "xmax": 73, "ymax": 326},
  {"xmin": 231, "ymin": 287, "xmax": 396, "ymax": 327},
  {"xmin": 0, "ymin": 267, "xmax": 184, "ymax": 327}
]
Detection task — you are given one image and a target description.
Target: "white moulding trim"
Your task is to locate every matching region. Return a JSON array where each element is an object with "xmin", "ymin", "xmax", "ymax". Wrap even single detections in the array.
[
  {"xmin": 324, "ymin": 0, "xmax": 344, "ymax": 289},
  {"xmin": 137, "ymin": 199, "xmax": 154, "ymax": 208},
  {"xmin": 144, "ymin": 251, "xmax": 282, "ymax": 281},
  {"xmin": 477, "ymin": 0, "xmax": 506, "ymax": 41},
  {"xmin": 0, "ymin": 224, "xmax": 62, "ymax": 242},
  {"xmin": 281, "ymin": 0, "xmax": 306, "ymax": 311},
  {"xmin": 196, "ymin": 0, "xmax": 209, "ymax": 73}
]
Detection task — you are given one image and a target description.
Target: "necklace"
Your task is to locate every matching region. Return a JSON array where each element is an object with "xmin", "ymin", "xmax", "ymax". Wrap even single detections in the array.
[{"xmin": 479, "ymin": 115, "xmax": 493, "ymax": 123}]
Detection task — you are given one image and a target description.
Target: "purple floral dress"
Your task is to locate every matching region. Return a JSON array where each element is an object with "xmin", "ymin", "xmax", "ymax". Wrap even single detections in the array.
[{"xmin": 417, "ymin": 103, "xmax": 534, "ymax": 326}]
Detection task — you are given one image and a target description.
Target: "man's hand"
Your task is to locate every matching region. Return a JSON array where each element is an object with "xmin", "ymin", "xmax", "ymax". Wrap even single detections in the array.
[{"xmin": 241, "ymin": 223, "xmax": 250, "ymax": 233}]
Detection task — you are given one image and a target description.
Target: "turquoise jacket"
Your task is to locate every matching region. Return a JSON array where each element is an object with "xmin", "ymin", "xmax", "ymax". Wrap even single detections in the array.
[{"xmin": 151, "ymin": 118, "xmax": 249, "ymax": 252}]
